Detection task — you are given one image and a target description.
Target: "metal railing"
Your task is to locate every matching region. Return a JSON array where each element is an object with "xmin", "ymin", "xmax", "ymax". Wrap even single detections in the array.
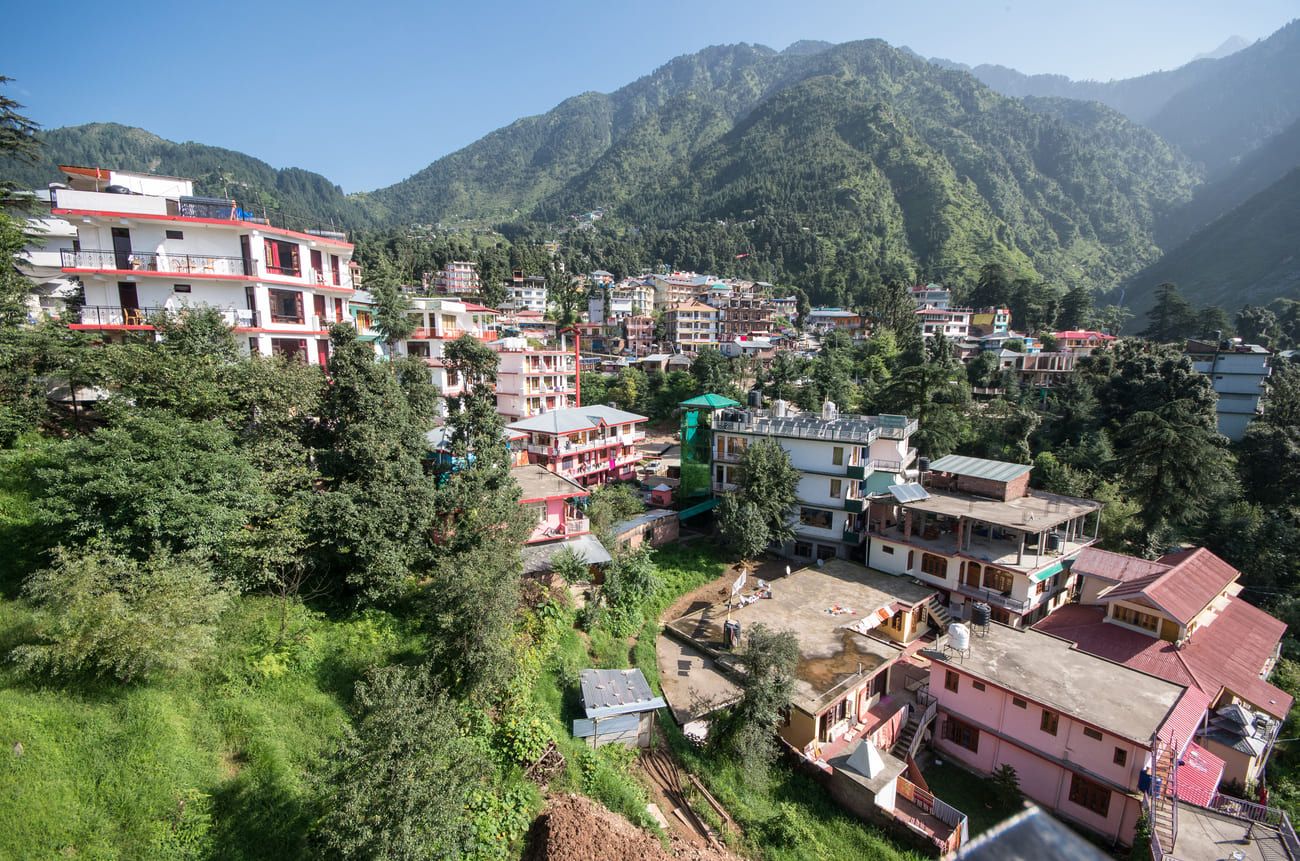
[
  {"xmin": 896, "ymin": 775, "xmax": 968, "ymax": 854},
  {"xmin": 954, "ymin": 583, "xmax": 1029, "ymax": 613},
  {"xmin": 49, "ymin": 189, "xmax": 349, "ymax": 240},
  {"xmin": 61, "ymin": 248, "xmax": 248, "ymax": 276},
  {"xmin": 72, "ymin": 304, "xmax": 260, "ymax": 328}
]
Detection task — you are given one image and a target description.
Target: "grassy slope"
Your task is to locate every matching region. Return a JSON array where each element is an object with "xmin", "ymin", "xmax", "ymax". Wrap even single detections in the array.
[
  {"xmin": 530, "ymin": 541, "xmax": 922, "ymax": 860},
  {"xmin": 0, "ymin": 444, "xmax": 423, "ymax": 859}
]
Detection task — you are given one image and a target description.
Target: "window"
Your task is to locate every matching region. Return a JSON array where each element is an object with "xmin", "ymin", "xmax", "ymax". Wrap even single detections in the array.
[
  {"xmin": 972, "ymin": 681, "xmax": 986, "ymax": 692},
  {"xmin": 1011, "ymin": 697, "xmax": 1027, "ymax": 709},
  {"xmin": 799, "ymin": 507, "xmax": 833, "ymax": 530},
  {"xmin": 882, "ymin": 545, "xmax": 895, "ymax": 555},
  {"xmin": 1083, "ymin": 727, "xmax": 1103, "ymax": 741},
  {"xmin": 270, "ymin": 338, "xmax": 307, "ymax": 362},
  {"xmin": 1036, "ymin": 579, "xmax": 1048, "ymax": 595},
  {"xmin": 330, "ymin": 254, "xmax": 341, "ymax": 286},
  {"xmin": 264, "ymin": 238, "xmax": 301, "ymax": 276},
  {"xmin": 1112, "ymin": 605, "xmax": 1160, "ymax": 632},
  {"xmin": 793, "ymin": 541, "xmax": 813, "ymax": 558},
  {"xmin": 943, "ymin": 716, "xmax": 979, "ymax": 752},
  {"xmin": 829, "ymin": 479, "xmax": 843, "ymax": 499},
  {"xmin": 268, "ymin": 289, "xmax": 304, "ymax": 324},
  {"xmin": 173, "ymin": 284, "xmax": 191, "ymax": 293},
  {"xmin": 1068, "ymin": 773, "xmax": 1111, "ymax": 817},
  {"xmin": 816, "ymin": 544, "xmax": 837, "ymax": 561},
  {"xmin": 165, "ymin": 229, "xmax": 184, "ymax": 240},
  {"xmin": 983, "ymin": 568, "xmax": 1014, "ymax": 594},
  {"xmin": 1040, "ymin": 710, "xmax": 1059, "ymax": 736},
  {"xmin": 832, "ymin": 446, "xmax": 844, "ymax": 466},
  {"xmin": 921, "ymin": 553, "xmax": 947, "ymax": 578},
  {"xmin": 1113, "ymin": 747, "xmax": 1127, "ymax": 767},
  {"xmin": 945, "ymin": 670, "xmax": 959, "ymax": 692}
]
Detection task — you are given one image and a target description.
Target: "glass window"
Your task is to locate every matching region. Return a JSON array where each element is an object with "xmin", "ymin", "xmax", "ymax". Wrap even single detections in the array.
[
  {"xmin": 921, "ymin": 553, "xmax": 947, "ymax": 578},
  {"xmin": 1041, "ymin": 710, "xmax": 1059, "ymax": 736},
  {"xmin": 830, "ymin": 479, "xmax": 843, "ymax": 499},
  {"xmin": 1112, "ymin": 605, "xmax": 1160, "ymax": 632},
  {"xmin": 1113, "ymin": 747, "xmax": 1127, "ymax": 767},
  {"xmin": 945, "ymin": 670, "xmax": 959, "ymax": 692},
  {"xmin": 268, "ymin": 289, "xmax": 304, "ymax": 324},
  {"xmin": 1083, "ymin": 727, "xmax": 1103, "ymax": 741},
  {"xmin": 832, "ymin": 446, "xmax": 844, "ymax": 466},
  {"xmin": 799, "ymin": 507, "xmax": 833, "ymax": 529},
  {"xmin": 1068, "ymin": 773, "xmax": 1111, "ymax": 817},
  {"xmin": 264, "ymin": 238, "xmax": 301, "ymax": 276},
  {"xmin": 1011, "ymin": 697, "xmax": 1027, "ymax": 709},
  {"xmin": 270, "ymin": 338, "xmax": 307, "ymax": 362},
  {"xmin": 943, "ymin": 715, "xmax": 979, "ymax": 752},
  {"xmin": 984, "ymin": 568, "xmax": 1014, "ymax": 594},
  {"xmin": 793, "ymin": 541, "xmax": 813, "ymax": 558}
]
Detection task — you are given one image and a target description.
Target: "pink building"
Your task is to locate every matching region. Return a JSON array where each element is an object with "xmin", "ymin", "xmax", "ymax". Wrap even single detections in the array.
[
  {"xmin": 513, "ymin": 464, "xmax": 590, "ymax": 544},
  {"xmin": 506, "ymin": 405, "xmax": 647, "ymax": 487},
  {"xmin": 929, "ymin": 622, "xmax": 1212, "ymax": 847},
  {"xmin": 1053, "ymin": 330, "xmax": 1117, "ymax": 356},
  {"xmin": 1036, "ymin": 546, "xmax": 1290, "ymax": 792}
]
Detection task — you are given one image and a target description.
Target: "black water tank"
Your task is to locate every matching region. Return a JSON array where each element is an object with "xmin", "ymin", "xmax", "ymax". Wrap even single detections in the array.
[
  {"xmin": 105, "ymin": 185, "xmax": 132, "ymax": 194},
  {"xmin": 723, "ymin": 620, "xmax": 741, "ymax": 649},
  {"xmin": 972, "ymin": 602, "xmax": 992, "ymax": 627},
  {"xmin": 918, "ymin": 456, "xmax": 931, "ymax": 473},
  {"xmin": 1047, "ymin": 532, "xmax": 1063, "ymax": 552},
  {"xmin": 748, "ymin": 389, "xmax": 764, "ymax": 408}
]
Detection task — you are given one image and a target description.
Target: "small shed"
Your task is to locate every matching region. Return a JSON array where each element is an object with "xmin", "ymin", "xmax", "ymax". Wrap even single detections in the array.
[
  {"xmin": 572, "ymin": 668, "xmax": 666, "ymax": 748},
  {"xmin": 650, "ymin": 483, "xmax": 674, "ymax": 508}
]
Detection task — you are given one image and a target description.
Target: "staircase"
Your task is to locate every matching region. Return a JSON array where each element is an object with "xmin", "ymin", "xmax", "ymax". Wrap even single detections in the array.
[
  {"xmin": 1149, "ymin": 739, "xmax": 1179, "ymax": 854},
  {"xmin": 925, "ymin": 596, "xmax": 954, "ymax": 630},
  {"xmin": 892, "ymin": 688, "xmax": 939, "ymax": 761}
]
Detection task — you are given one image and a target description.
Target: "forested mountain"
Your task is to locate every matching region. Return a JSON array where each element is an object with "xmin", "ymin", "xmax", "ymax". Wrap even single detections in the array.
[
  {"xmin": 938, "ymin": 20, "xmax": 1300, "ymax": 179},
  {"xmin": 1122, "ymin": 167, "xmax": 1300, "ymax": 316},
  {"xmin": 0, "ymin": 123, "xmax": 371, "ymax": 231},
  {"xmin": 526, "ymin": 41, "xmax": 1200, "ymax": 293}
]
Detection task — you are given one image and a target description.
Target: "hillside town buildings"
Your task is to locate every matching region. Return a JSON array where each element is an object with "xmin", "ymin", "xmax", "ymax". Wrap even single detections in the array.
[{"xmin": 1186, "ymin": 337, "xmax": 1272, "ymax": 441}]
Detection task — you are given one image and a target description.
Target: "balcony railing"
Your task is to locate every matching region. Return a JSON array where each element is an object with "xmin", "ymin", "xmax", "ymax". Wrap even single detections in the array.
[
  {"xmin": 62, "ymin": 249, "xmax": 248, "ymax": 277},
  {"xmin": 954, "ymin": 583, "xmax": 1028, "ymax": 613},
  {"xmin": 72, "ymin": 304, "xmax": 260, "ymax": 328},
  {"xmin": 50, "ymin": 188, "xmax": 349, "ymax": 240},
  {"xmin": 895, "ymin": 775, "xmax": 968, "ymax": 855}
]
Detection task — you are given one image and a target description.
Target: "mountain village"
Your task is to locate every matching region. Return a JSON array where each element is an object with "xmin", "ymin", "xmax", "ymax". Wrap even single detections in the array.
[{"xmin": 6, "ymin": 161, "xmax": 1298, "ymax": 860}]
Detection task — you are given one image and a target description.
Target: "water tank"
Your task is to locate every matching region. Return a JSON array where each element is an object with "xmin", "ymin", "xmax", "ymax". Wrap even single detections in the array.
[
  {"xmin": 948, "ymin": 623, "xmax": 970, "ymax": 651},
  {"xmin": 1047, "ymin": 532, "xmax": 1063, "ymax": 552},
  {"xmin": 971, "ymin": 602, "xmax": 992, "ymax": 628},
  {"xmin": 105, "ymin": 185, "xmax": 132, "ymax": 194},
  {"xmin": 773, "ymin": 399, "xmax": 789, "ymax": 417},
  {"xmin": 822, "ymin": 400, "xmax": 838, "ymax": 422},
  {"xmin": 748, "ymin": 389, "xmax": 764, "ymax": 408}
]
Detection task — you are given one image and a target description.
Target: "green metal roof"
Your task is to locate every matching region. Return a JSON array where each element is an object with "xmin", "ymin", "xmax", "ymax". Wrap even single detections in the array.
[
  {"xmin": 679, "ymin": 393, "xmax": 741, "ymax": 409},
  {"xmin": 927, "ymin": 454, "xmax": 1031, "ymax": 482},
  {"xmin": 1030, "ymin": 561, "xmax": 1065, "ymax": 583}
]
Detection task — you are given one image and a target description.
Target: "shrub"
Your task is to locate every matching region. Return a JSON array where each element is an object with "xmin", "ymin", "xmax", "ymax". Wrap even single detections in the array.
[{"xmin": 12, "ymin": 545, "xmax": 230, "ymax": 683}]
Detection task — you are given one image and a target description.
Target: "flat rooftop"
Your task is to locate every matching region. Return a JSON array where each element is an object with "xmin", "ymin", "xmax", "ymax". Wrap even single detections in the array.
[
  {"xmin": 932, "ymin": 624, "xmax": 1185, "ymax": 743},
  {"xmin": 512, "ymin": 464, "xmax": 587, "ymax": 501},
  {"xmin": 904, "ymin": 487, "xmax": 1101, "ymax": 531},
  {"xmin": 667, "ymin": 559, "xmax": 937, "ymax": 713}
]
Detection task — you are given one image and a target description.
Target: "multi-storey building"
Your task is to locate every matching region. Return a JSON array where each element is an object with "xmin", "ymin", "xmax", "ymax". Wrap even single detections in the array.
[
  {"xmin": 665, "ymin": 301, "xmax": 720, "ymax": 350},
  {"xmin": 1014, "ymin": 351, "xmax": 1076, "ymax": 388},
  {"xmin": 52, "ymin": 165, "xmax": 355, "ymax": 366},
  {"xmin": 504, "ymin": 272, "xmax": 548, "ymax": 314},
  {"xmin": 769, "ymin": 295, "xmax": 798, "ymax": 322},
  {"xmin": 714, "ymin": 295, "xmax": 775, "ymax": 339},
  {"xmin": 623, "ymin": 315, "xmax": 655, "ymax": 355},
  {"xmin": 1053, "ymin": 329, "xmax": 1117, "ymax": 356},
  {"xmin": 1036, "ymin": 545, "xmax": 1290, "ymax": 789},
  {"xmin": 806, "ymin": 308, "xmax": 866, "ymax": 338},
  {"xmin": 348, "ymin": 290, "xmax": 386, "ymax": 357},
  {"xmin": 494, "ymin": 337, "xmax": 579, "ymax": 421},
  {"xmin": 507, "ymin": 405, "xmax": 647, "ymax": 487},
  {"xmin": 709, "ymin": 402, "xmax": 919, "ymax": 562},
  {"xmin": 435, "ymin": 260, "xmax": 480, "ymax": 295},
  {"xmin": 400, "ymin": 297, "xmax": 498, "ymax": 403},
  {"xmin": 17, "ymin": 205, "xmax": 79, "ymax": 321},
  {"xmin": 929, "ymin": 622, "xmax": 1211, "ymax": 847},
  {"xmin": 1186, "ymin": 338, "xmax": 1272, "ymax": 441},
  {"xmin": 909, "ymin": 283, "xmax": 952, "ymax": 309},
  {"xmin": 650, "ymin": 272, "xmax": 708, "ymax": 310},
  {"xmin": 867, "ymin": 455, "xmax": 1103, "ymax": 628},
  {"xmin": 969, "ymin": 306, "xmax": 1010, "ymax": 337},
  {"xmin": 916, "ymin": 307, "xmax": 972, "ymax": 340}
]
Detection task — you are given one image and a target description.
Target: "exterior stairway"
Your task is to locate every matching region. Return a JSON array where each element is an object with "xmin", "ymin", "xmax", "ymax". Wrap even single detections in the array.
[
  {"xmin": 1149, "ymin": 739, "xmax": 1179, "ymax": 853},
  {"xmin": 925, "ymin": 597, "xmax": 954, "ymax": 630},
  {"xmin": 892, "ymin": 687, "xmax": 939, "ymax": 761}
]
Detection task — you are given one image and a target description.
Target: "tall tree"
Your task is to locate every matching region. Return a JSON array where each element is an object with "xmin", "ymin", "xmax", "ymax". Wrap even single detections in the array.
[
  {"xmin": 1236, "ymin": 305, "xmax": 1280, "ymax": 348},
  {"xmin": 1057, "ymin": 285, "xmax": 1093, "ymax": 331},
  {"xmin": 714, "ymin": 624, "xmax": 799, "ymax": 786},
  {"xmin": 733, "ymin": 438, "xmax": 800, "ymax": 548},
  {"xmin": 313, "ymin": 327, "xmax": 437, "ymax": 599},
  {"xmin": 1139, "ymin": 283, "xmax": 1197, "ymax": 343}
]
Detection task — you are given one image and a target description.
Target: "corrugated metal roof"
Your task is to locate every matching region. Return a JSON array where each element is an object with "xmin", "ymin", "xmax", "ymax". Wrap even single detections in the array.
[
  {"xmin": 927, "ymin": 454, "xmax": 1031, "ymax": 482},
  {"xmin": 679, "ymin": 393, "xmax": 741, "ymax": 409},
  {"xmin": 506, "ymin": 405, "xmax": 647, "ymax": 435},
  {"xmin": 579, "ymin": 668, "xmax": 666, "ymax": 718}
]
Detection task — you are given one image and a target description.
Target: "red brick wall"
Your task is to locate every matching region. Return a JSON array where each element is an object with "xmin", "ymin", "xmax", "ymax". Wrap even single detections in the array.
[{"xmin": 951, "ymin": 471, "xmax": 1029, "ymax": 501}]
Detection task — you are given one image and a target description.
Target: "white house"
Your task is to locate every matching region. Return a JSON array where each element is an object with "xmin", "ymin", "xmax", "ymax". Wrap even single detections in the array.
[
  {"xmin": 51, "ymin": 165, "xmax": 355, "ymax": 366},
  {"xmin": 1186, "ymin": 338, "xmax": 1271, "ymax": 441}
]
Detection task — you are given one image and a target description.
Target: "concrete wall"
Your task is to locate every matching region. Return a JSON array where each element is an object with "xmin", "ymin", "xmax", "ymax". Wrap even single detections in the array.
[{"xmin": 929, "ymin": 662, "xmax": 1146, "ymax": 845}]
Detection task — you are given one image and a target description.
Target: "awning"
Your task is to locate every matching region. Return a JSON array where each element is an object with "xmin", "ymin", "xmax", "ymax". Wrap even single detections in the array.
[{"xmin": 1031, "ymin": 561, "xmax": 1066, "ymax": 583}]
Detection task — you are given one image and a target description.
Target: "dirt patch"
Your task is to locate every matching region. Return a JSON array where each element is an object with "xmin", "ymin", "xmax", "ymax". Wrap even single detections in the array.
[
  {"xmin": 218, "ymin": 749, "xmax": 246, "ymax": 780},
  {"xmin": 662, "ymin": 557, "xmax": 792, "ymax": 623},
  {"xmin": 523, "ymin": 794, "xmax": 742, "ymax": 861}
]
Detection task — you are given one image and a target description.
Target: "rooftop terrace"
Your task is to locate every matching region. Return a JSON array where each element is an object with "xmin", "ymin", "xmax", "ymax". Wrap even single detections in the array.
[{"xmin": 666, "ymin": 560, "xmax": 937, "ymax": 713}]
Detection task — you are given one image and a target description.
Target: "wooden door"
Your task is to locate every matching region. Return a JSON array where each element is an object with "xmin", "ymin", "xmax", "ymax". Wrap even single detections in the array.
[{"xmin": 313, "ymin": 294, "xmax": 327, "ymax": 325}]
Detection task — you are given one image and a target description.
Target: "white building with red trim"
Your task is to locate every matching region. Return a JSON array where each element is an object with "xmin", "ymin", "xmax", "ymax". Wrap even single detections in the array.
[
  {"xmin": 506, "ymin": 405, "xmax": 647, "ymax": 487},
  {"xmin": 494, "ymin": 336, "xmax": 579, "ymax": 421},
  {"xmin": 399, "ymin": 297, "xmax": 499, "ymax": 403},
  {"xmin": 52, "ymin": 165, "xmax": 355, "ymax": 366}
]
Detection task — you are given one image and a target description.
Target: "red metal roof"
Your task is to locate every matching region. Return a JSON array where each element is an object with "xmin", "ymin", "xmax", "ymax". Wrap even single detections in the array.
[
  {"xmin": 1172, "ymin": 741, "xmax": 1225, "ymax": 808},
  {"xmin": 1034, "ymin": 600, "xmax": 1291, "ymax": 720},
  {"xmin": 1097, "ymin": 547, "xmax": 1240, "ymax": 625},
  {"xmin": 459, "ymin": 302, "xmax": 499, "ymax": 313},
  {"xmin": 1053, "ymin": 330, "xmax": 1116, "ymax": 341},
  {"xmin": 1158, "ymin": 686, "xmax": 1214, "ymax": 750},
  {"xmin": 1071, "ymin": 547, "xmax": 1170, "ymax": 584}
]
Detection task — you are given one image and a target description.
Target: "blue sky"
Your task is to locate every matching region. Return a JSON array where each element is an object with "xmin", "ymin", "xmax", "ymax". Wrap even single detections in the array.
[{"xmin": 4, "ymin": 0, "xmax": 1296, "ymax": 191}]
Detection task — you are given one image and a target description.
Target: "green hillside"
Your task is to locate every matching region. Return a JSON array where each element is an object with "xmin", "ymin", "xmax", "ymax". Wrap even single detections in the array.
[
  {"xmin": 531, "ymin": 42, "xmax": 1200, "ymax": 293},
  {"xmin": 1123, "ymin": 167, "xmax": 1300, "ymax": 316}
]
